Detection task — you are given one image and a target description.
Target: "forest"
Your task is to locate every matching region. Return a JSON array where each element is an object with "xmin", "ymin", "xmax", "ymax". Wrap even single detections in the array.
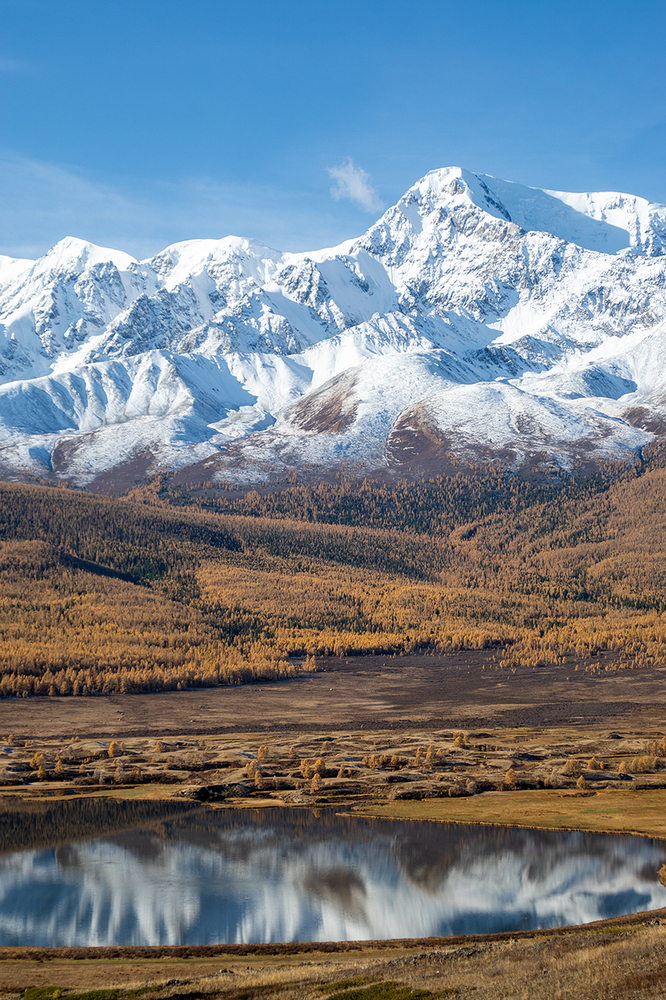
[{"xmin": 1, "ymin": 442, "xmax": 666, "ymax": 696}]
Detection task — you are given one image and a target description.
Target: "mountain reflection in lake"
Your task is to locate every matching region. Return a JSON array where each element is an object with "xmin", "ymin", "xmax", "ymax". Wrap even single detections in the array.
[{"xmin": 0, "ymin": 802, "xmax": 665, "ymax": 946}]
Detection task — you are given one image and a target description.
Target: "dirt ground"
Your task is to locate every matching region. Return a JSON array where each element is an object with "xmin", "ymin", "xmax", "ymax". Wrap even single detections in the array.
[{"xmin": 0, "ymin": 650, "xmax": 664, "ymax": 741}]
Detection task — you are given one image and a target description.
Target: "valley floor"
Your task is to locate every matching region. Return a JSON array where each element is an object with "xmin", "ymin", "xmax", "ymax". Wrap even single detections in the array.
[
  {"xmin": 3, "ymin": 654, "xmax": 666, "ymax": 997},
  {"xmin": 2, "ymin": 653, "xmax": 666, "ymax": 827},
  {"xmin": 1, "ymin": 649, "xmax": 665, "ymax": 739}
]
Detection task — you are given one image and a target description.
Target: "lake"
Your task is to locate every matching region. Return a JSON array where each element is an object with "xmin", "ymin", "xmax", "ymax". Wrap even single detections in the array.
[{"xmin": 0, "ymin": 799, "xmax": 664, "ymax": 946}]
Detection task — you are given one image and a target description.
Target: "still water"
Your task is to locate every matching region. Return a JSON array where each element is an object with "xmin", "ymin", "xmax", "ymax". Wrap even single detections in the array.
[{"xmin": 0, "ymin": 801, "xmax": 664, "ymax": 946}]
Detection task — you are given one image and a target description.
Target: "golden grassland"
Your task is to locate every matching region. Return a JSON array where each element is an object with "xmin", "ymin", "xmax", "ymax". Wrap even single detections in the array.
[
  {"xmin": 355, "ymin": 787, "xmax": 666, "ymax": 839},
  {"xmin": 3, "ymin": 445, "xmax": 666, "ymax": 695}
]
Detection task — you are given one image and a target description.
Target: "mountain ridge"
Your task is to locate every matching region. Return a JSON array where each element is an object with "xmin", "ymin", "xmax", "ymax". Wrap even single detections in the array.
[{"xmin": 2, "ymin": 166, "xmax": 666, "ymax": 485}]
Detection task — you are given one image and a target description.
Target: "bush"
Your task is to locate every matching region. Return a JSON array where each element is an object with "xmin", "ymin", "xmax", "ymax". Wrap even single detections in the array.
[{"xmin": 504, "ymin": 767, "xmax": 517, "ymax": 788}]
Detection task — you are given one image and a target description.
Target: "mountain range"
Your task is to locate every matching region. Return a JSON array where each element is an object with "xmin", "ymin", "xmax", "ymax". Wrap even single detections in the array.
[{"xmin": 2, "ymin": 166, "xmax": 666, "ymax": 486}]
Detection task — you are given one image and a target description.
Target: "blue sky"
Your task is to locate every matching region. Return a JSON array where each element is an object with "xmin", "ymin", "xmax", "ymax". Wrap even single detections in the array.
[{"xmin": 2, "ymin": 0, "xmax": 665, "ymax": 259}]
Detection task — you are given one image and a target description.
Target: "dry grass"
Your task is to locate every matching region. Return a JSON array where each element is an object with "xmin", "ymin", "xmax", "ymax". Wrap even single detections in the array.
[
  {"xmin": 2, "ymin": 919, "xmax": 666, "ymax": 999},
  {"xmin": 354, "ymin": 787, "xmax": 666, "ymax": 839}
]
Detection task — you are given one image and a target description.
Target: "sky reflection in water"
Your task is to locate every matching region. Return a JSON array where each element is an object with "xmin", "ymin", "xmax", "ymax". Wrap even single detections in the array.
[{"xmin": 0, "ymin": 808, "xmax": 665, "ymax": 946}]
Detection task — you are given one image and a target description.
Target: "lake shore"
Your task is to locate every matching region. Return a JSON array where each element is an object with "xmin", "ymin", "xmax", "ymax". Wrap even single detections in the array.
[
  {"xmin": 1, "ymin": 650, "xmax": 666, "ymax": 834},
  {"xmin": 3, "ymin": 654, "xmax": 666, "ymax": 997},
  {"xmin": 3, "ymin": 722, "xmax": 666, "ymax": 839},
  {"xmin": 1, "ymin": 906, "xmax": 665, "ymax": 1000}
]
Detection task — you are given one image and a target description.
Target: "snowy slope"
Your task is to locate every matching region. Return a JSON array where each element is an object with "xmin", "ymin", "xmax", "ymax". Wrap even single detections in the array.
[{"xmin": 2, "ymin": 167, "xmax": 666, "ymax": 483}]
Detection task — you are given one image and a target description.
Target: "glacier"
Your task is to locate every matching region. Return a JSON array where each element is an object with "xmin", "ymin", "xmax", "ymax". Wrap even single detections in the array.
[{"xmin": 2, "ymin": 166, "xmax": 666, "ymax": 484}]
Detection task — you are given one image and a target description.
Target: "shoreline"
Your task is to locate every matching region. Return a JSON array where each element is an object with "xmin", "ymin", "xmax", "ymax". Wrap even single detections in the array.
[
  {"xmin": 5, "ymin": 783, "xmax": 666, "ymax": 840},
  {"xmin": 0, "ymin": 906, "xmax": 664, "ymax": 999},
  {"xmin": 2, "ymin": 783, "xmax": 666, "ymax": 997},
  {"xmin": 2, "ymin": 901, "xmax": 666, "ymax": 960}
]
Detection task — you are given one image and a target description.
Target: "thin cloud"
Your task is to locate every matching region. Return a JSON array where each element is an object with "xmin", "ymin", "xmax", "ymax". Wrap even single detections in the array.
[
  {"xmin": 0, "ymin": 152, "xmax": 158, "ymax": 259},
  {"xmin": 0, "ymin": 58, "xmax": 31, "ymax": 73},
  {"xmin": 0, "ymin": 151, "xmax": 367, "ymax": 260},
  {"xmin": 328, "ymin": 158, "xmax": 383, "ymax": 212}
]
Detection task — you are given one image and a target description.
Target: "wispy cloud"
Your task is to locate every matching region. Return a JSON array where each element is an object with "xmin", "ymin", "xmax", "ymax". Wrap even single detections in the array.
[
  {"xmin": 328, "ymin": 158, "xmax": 383, "ymax": 212},
  {"xmin": 0, "ymin": 151, "xmax": 369, "ymax": 260},
  {"xmin": 0, "ymin": 57, "xmax": 31, "ymax": 73},
  {"xmin": 0, "ymin": 153, "xmax": 159, "ymax": 259}
]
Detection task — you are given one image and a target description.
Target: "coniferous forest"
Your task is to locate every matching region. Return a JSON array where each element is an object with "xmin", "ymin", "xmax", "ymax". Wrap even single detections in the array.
[{"xmin": 2, "ymin": 443, "xmax": 666, "ymax": 697}]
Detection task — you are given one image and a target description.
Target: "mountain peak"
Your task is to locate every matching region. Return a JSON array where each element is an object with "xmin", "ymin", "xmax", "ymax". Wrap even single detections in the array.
[
  {"xmin": 1, "ymin": 166, "xmax": 665, "ymax": 486},
  {"xmin": 399, "ymin": 166, "xmax": 666, "ymax": 256},
  {"xmin": 41, "ymin": 236, "xmax": 139, "ymax": 274}
]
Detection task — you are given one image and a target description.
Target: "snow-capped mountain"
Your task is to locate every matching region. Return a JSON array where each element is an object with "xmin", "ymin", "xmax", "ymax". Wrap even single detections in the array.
[{"xmin": 2, "ymin": 166, "xmax": 666, "ymax": 484}]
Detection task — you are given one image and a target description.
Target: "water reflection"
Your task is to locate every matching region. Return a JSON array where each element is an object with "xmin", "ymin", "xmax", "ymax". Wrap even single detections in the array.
[{"xmin": 0, "ymin": 806, "xmax": 664, "ymax": 946}]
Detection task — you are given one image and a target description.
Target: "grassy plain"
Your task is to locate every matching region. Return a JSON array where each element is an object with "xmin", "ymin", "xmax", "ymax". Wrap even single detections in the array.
[
  {"xmin": 4, "ymin": 714, "xmax": 666, "ymax": 834},
  {"xmin": 356, "ymin": 787, "xmax": 666, "ymax": 838}
]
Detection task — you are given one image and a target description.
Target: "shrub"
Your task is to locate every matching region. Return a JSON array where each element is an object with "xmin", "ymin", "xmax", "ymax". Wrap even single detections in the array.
[
  {"xmin": 621, "ymin": 755, "xmax": 658, "ymax": 774},
  {"xmin": 647, "ymin": 739, "xmax": 666, "ymax": 758}
]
